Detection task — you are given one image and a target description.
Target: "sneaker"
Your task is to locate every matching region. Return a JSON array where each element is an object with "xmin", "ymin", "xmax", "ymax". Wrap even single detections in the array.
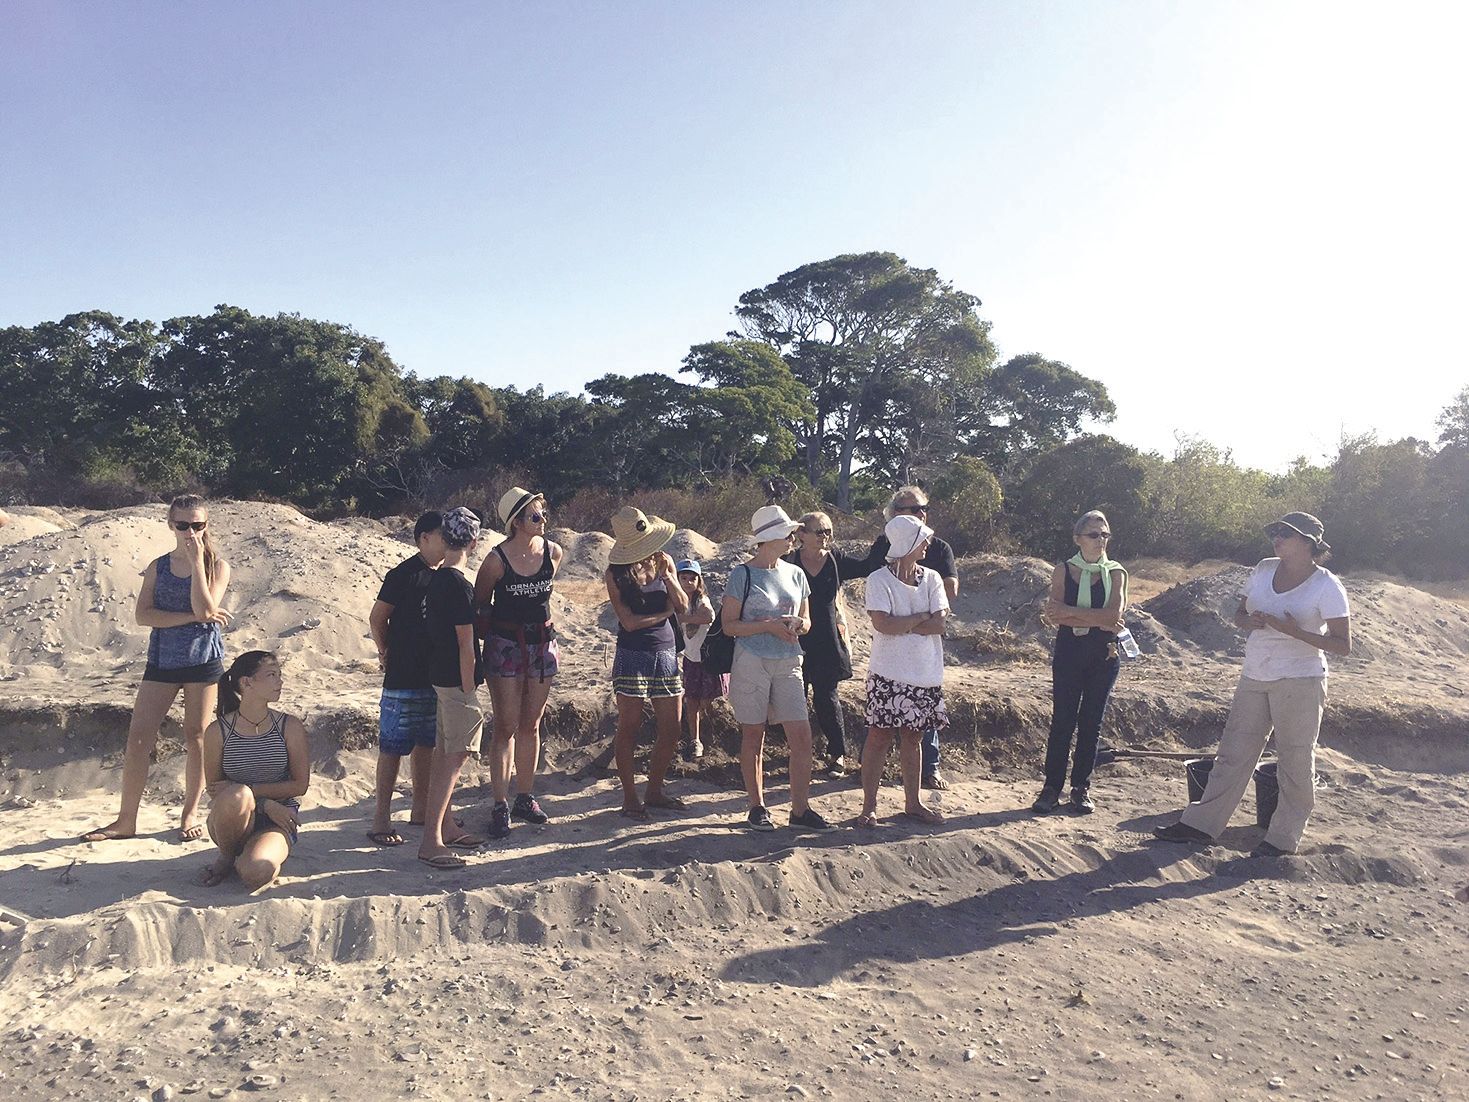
[
  {"xmin": 789, "ymin": 807, "xmax": 834, "ymax": 831},
  {"xmin": 1251, "ymin": 841, "xmax": 1290, "ymax": 858},
  {"xmin": 824, "ymin": 757, "xmax": 847, "ymax": 777},
  {"xmin": 1031, "ymin": 787, "xmax": 1062, "ymax": 813},
  {"xmin": 745, "ymin": 805, "xmax": 775, "ymax": 832},
  {"xmin": 1153, "ymin": 821, "xmax": 1212, "ymax": 844},
  {"xmin": 690, "ymin": 738, "xmax": 704, "ymax": 761},
  {"xmin": 1070, "ymin": 787, "xmax": 1095, "ymax": 815},
  {"xmin": 488, "ymin": 800, "xmax": 511, "ymax": 839},
  {"xmin": 511, "ymin": 793, "xmax": 549, "ymax": 825},
  {"xmin": 921, "ymin": 771, "xmax": 950, "ymax": 791}
]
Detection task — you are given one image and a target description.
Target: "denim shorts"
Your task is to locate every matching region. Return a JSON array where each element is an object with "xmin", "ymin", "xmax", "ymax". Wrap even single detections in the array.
[{"xmin": 379, "ymin": 688, "xmax": 438, "ymax": 755}]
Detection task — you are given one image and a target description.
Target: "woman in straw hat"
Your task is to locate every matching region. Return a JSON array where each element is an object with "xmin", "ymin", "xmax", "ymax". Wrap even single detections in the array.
[
  {"xmin": 604, "ymin": 506, "xmax": 690, "ymax": 819},
  {"xmin": 723, "ymin": 505, "xmax": 832, "ymax": 833},
  {"xmin": 1155, "ymin": 512, "xmax": 1351, "ymax": 856},
  {"xmin": 474, "ymin": 488, "xmax": 563, "ymax": 840}
]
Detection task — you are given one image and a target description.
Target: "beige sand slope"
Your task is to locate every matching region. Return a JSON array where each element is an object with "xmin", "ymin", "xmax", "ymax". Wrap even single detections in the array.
[{"xmin": 1, "ymin": 502, "xmax": 1467, "ymax": 1100}]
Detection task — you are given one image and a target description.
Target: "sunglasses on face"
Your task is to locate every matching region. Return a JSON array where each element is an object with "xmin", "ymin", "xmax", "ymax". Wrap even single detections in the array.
[
  {"xmin": 804, "ymin": 527, "xmax": 833, "ymax": 537},
  {"xmin": 896, "ymin": 505, "xmax": 929, "ymax": 516},
  {"xmin": 172, "ymin": 521, "xmax": 207, "ymax": 532},
  {"xmin": 1083, "ymin": 531, "xmax": 1110, "ymax": 540},
  {"xmin": 527, "ymin": 512, "xmax": 546, "ymax": 524}
]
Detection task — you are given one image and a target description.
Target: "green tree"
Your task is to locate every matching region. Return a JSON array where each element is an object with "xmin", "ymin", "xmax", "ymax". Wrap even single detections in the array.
[
  {"xmin": 927, "ymin": 456, "xmax": 1003, "ymax": 555},
  {"xmin": 1007, "ymin": 435, "xmax": 1154, "ymax": 558},
  {"xmin": 1437, "ymin": 385, "xmax": 1469, "ymax": 447},
  {"xmin": 733, "ymin": 252, "xmax": 997, "ymax": 508}
]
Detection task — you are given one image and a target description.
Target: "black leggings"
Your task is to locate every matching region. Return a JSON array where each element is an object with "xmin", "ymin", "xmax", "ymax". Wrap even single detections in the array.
[
  {"xmin": 805, "ymin": 673, "xmax": 846, "ymax": 760},
  {"xmin": 1043, "ymin": 652, "xmax": 1120, "ymax": 792}
]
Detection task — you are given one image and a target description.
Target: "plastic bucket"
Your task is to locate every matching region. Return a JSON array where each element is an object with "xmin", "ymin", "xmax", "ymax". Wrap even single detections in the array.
[
  {"xmin": 1184, "ymin": 758, "xmax": 1214, "ymax": 803},
  {"xmin": 1253, "ymin": 762, "xmax": 1279, "ymax": 829}
]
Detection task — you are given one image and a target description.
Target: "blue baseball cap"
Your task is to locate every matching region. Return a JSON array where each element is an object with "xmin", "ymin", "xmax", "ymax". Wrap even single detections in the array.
[{"xmin": 675, "ymin": 559, "xmax": 702, "ymax": 575}]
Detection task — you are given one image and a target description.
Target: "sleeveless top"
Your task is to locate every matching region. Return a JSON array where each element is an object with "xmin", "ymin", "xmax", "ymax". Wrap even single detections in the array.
[
  {"xmin": 146, "ymin": 553, "xmax": 224, "ymax": 669},
  {"xmin": 220, "ymin": 710, "xmax": 298, "ymax": 809},
  {"xmin": 488, "ymin": 541, "xmax": 555, "ymax": 628},
  {"xmin": 1054, "ymin": 566, "xmax": 1116, "ymax": 664},
  {"xmin": 616, "ymin": 577, "xmax": 675, "ymax": 652}
]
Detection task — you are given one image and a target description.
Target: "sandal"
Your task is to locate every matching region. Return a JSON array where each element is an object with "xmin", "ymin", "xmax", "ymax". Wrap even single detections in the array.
[
  {"xmin": 444, "ymin": 833, "xmax": 485, "ymax": 849},
  {"xmin": 80, "ymin": 826, "xmax": 134, "ymax": 843},
  {"xmin": 178, "ymin": 823, "xmax": 206, "ymax": 843},
  {"xmin": 619, "ymin": 803, "xmax": 650, "ymax": 821},
  {"xmin": 417, "ymin": 852, "xmax": 467, "ymax": 869},
  {"xmin": 644, "ymin": 793, "xmax": 688, "ymax": 812},
  {"xmin": 366, "ymin": 830, "xmax": 406, "ymax": 847},
  {"xmin": 853, "ymin": 812, "xmax": 879, "ymax": 829}
]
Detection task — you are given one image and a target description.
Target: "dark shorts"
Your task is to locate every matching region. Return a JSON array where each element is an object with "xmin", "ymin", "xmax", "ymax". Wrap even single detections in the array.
[
  {"xmin": 612, "ymin": 647, "xmax": 682, "ymax": 699},
  {"xmin": 142, "ymin": 658, "xmax": 225, "ymax": 685},
  {"xmin": 483, "ymin": 634, "xmax": 560, "ymax": 680},
  {"xmin": 379, "ymin": 689, "xmax": 438, "ymax": 755},
  {"xmin": 248, "ymin": 809, "xmax": 298, "ymax": 848},
  {"xmin": 682, "ymin": 658, "xmax": 729, "ymax": 701}
]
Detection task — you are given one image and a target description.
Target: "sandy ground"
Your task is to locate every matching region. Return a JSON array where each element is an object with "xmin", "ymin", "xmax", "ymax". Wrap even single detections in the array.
[{"xmin": 2, "ymin": 502, "xmax": 1467, "ymax": 1100}]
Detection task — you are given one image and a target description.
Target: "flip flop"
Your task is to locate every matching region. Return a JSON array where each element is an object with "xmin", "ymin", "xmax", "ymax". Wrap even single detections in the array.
[
  {"xmin": 178, "ymin": 824, "xmax": 206, "ymax": 843},
  {"xmin": 619, "ymin": 804, "xmax": 650, "ymax": 821},
  {"xmin": 418, "ymin": 852, "xmax": 467, "ymax": 869},
  {"xmin": 366, "ymin": 830, "xmax": 406, "ymax": 847},
  {"xmin": 444, "ymin": 833, "xmax": 485, "ymax": 849},
  {"xmin": 853, "ymin": 812, "xmax": 879, "ymax": 829},
  {"xmin": 80, "ymin": 826, "xmax": 135, "ymax": 843},
  {"xmin": 644, "ymin": 793, "xmax": 688, "ymax": 812}
]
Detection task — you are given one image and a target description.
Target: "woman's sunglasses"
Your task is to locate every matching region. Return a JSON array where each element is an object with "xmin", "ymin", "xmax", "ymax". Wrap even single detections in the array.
[
  {"xmin": 527, "ymin": 512, "xmax": 546, "ymax": 524},
  {"xmin": 1083, "ymin": 531, "xmax": 1110, "ymax": 540},
  {"xmin": 172, "ymin": 521, "xmax": 207, "ymax": 532},
  {"xmin": 896, "ymin": 504, "xmax": 929, "ymax": 516},
  {"xmin": 804, "ymin": 527, "xmax": 833, "ymax": 537}
]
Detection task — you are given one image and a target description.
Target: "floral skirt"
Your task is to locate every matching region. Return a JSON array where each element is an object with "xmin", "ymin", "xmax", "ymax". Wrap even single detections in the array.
[{"xmin": 864, "ymin": 672, "xmax": 949, "ymax": 732}]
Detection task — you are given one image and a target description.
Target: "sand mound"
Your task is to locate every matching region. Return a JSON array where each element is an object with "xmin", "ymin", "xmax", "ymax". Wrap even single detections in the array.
[
  {"xmin": 1139, "ymin": 566, "xmax": 1252, "ymax": 654},
  {"xmin": 0, "ymin": 507, "xmax": 71, "ymax": 548}
]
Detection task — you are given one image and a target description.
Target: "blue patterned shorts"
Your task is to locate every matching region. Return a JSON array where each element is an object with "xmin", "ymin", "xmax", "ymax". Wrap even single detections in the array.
[{"xmin": 379, "ymin": 688, "xmax": 438, "ymax": 755}]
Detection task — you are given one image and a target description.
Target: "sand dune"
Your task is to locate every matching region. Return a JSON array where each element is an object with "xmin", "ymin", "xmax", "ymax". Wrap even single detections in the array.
[{"xmin": 2, "ymin": 501, "xmax": 1467, "ymax": 1099}]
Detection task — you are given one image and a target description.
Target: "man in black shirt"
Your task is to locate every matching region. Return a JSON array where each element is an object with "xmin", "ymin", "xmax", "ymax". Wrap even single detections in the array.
[
  {"xmin": 864, "ymin": 486, "xmax": 961, "ymax": 790},
  {"xmin": 366, "ymin": 512, "xmax": 445, "ymax": 846}
]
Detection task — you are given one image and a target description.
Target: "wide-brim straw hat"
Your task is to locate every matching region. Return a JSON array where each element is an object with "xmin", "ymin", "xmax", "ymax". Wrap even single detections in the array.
[
  {"xmin": 608, "ymin": 506, "xmax": 676, "ymax": 565},
  {"xmin": 749, "ymin": 505, "xmax": 800, "ymax": 544},
  {"xmin": 498, "ymin": 486, "xmax": 541, "ymax": 529}
]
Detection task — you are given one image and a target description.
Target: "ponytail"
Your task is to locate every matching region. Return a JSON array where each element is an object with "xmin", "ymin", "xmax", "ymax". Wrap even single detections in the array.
[
  {"xmin": 218, "ymin": 650, "xmax": 276, "ymax": 719},
  {"xmin": 169, "ymin": 494, "xmax": 217, "ymax": 584}
]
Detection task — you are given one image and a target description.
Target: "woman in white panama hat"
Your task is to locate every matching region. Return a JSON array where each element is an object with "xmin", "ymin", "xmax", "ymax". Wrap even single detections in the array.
[
  {"xmin": 1155, "ymin": 512, "xmax": 1351, "ymax": 856},
  {"xmin": 722, "ymin": 505, "xmax": 832, "ymax": 833},
  {"xmin": 473, "ymin": 487, "xmax": 563, "ymax": 840},
  {"xmin": 603, "ymin": 505, "xmax": 690, "ymax": 819}
]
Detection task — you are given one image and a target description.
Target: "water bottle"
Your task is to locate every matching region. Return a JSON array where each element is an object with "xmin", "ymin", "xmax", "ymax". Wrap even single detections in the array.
[{"xmin": 1116, "ymin": 625, "xmax": 1140, "ymax": 659}]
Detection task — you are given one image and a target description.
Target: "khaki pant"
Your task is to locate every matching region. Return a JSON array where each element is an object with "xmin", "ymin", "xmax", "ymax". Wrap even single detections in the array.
[{"xmin": 1180, "ymin": 675, "xmax": 1326, "ymax": 852}]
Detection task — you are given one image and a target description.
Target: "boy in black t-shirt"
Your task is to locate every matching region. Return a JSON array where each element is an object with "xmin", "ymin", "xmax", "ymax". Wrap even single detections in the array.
[
  {"xmin": 419, "ymin": 507, "xmax": 487, "ymax": 869},
  {"xmin": 366, "ymin": 512, "xmax": 445, "ymax": 846}
]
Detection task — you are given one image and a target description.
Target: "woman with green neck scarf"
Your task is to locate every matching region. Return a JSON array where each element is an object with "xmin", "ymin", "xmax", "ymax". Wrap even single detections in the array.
[{"xmin": 1032, "ymin": 510, "xmax": 1127, "ymax": 814}]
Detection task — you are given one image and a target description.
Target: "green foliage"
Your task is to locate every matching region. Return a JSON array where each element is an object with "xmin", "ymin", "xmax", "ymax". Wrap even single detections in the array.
[
  {"xmin": 927, "ymin": 457, "xmax": 1003, "ymax": 556},
  {"xmin": 1139, "ymin": 437, "xmax": 1278, "ymax": 561},
  {"xmin": 1008, "ymin": 435, "xmax": 1152, "ymax": 559},
  {"xmin": 1437, "ymin": 385, "xmax": 1469, "ymax": 448}
]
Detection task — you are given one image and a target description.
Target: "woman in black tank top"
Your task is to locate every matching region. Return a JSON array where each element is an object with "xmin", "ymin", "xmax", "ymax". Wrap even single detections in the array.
[
  {"xmin": 1033, "ymin": 510, "xmax": 1127, "ymax": 816},
  {"xmin": 473, "ymin": 489, "xmax": 563, "ymax": 838}
]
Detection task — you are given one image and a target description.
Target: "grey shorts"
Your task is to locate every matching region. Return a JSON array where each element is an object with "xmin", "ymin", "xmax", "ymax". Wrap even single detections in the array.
[
  {"xmin": 729, "ymin": 647, "xmax": 808, "ymax": 726},
  {"xmin": 433, "ymin": 685, "xmax": 485, "ymax": 755}
]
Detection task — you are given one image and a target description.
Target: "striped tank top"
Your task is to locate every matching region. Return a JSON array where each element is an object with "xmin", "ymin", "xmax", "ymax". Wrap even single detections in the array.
[{"xmin": 220, "ymin": 710, "xmax": 297, "ymax": 808}]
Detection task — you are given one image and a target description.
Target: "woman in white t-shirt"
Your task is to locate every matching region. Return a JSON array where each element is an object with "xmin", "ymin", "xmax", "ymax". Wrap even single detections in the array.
[
  {"xmin": 856, "ymin": 515, "xmax": 949, "ymax": 828},
  {"xmin": 1155, "ymin": 512, "xmax": 1351, "ymax": 855}
]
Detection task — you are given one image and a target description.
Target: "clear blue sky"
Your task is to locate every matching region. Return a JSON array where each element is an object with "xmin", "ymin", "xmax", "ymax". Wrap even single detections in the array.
[{"xmin": 3, "ymin": 1, "xmax": 1464, "ymax": 471}]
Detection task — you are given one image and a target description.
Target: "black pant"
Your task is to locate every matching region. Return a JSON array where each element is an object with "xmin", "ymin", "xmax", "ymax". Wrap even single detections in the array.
[
  {"xmin": 805, "ymin": 672, "xmax": 846, "ymax": 760},
  {"xmin": 1044, "ymin": 651, "xmax": 1120, "ymax": 792}
]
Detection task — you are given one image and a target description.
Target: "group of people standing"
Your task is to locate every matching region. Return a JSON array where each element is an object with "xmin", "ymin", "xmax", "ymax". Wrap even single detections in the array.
[{"xmin": 77, "ymin": 488, "xmax": 1352, "ymax": 889}]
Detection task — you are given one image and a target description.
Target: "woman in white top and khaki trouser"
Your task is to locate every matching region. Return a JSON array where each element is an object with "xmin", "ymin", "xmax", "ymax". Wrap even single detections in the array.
[{"xmin": 1155, "ymin": 512, "xmax": 1351, "ymax": 856}]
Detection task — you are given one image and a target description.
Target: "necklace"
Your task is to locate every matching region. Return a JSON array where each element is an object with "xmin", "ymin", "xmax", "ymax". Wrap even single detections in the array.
[{"xmin": 238, "ymin": 708, "xmax": 271, "ymax": 733}]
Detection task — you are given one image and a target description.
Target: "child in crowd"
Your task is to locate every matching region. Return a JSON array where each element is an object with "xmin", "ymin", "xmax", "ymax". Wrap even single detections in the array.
[
  {"xmin": 675, "ymin": 559, "xmax": 724, "ymax": 761},
  {"xmin": 418, "ymin": 507, "xmax": 487, "ymax": 869}
]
